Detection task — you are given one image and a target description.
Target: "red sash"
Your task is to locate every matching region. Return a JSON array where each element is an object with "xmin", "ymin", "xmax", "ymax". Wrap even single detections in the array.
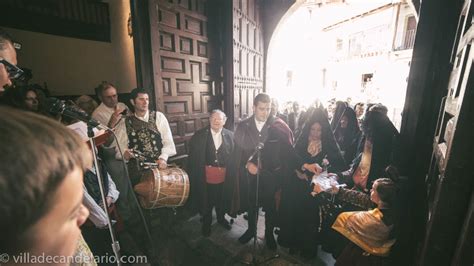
[{"xmin": 205, "ymin": 165, "xmax": 226, "ymax": 184}]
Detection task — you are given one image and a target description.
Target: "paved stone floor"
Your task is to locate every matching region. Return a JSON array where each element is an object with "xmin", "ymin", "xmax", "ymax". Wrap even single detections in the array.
[{"xmin": 139, "ymin": 207, "xmax": 336, "ymax": 266}]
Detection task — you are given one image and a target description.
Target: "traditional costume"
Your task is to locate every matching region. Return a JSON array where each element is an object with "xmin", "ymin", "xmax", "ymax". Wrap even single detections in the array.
[
  {"xmin": 337, "ymin": 111, "xmax": 399, "ymax": 191},
  {"xmin": 333, "ymin": 207, "xmax": 396, "ymax": 266},
  {"xmin": 222, "ymin": 114, "xmax": 273, "ymax": 244},
  {"xmin": 277, "ymin": 107, "xmax": 347, "ymax": 256},
  {"xmin": 333, "ymin": 107, "xmax": 361, "ymax": 164},
  {"xmin": 188, "ymin": 125, "xmax": 234, "ymax": 235}
]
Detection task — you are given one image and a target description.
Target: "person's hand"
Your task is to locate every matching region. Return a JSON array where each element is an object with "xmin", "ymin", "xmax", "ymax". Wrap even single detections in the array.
[
  {"xmin": 108, "ymin": 106, "xmax": 125, "ymax": 128},
  {"xmin": 295, "ymin": 169, "xmax": 308, "ymax": 181},
  {"xmin": 322, "ymin": 158, "xmax": 330, "ymax": 167},
  {"xmin": 315, "ymin": 163, "xmax": 323, "ymax": 173},
  {"xmin": 99, "ymin": 196, "xmax": 113, "ymax": 209},
  {"xmin": 303, "ymin": 163, "xmax": 323, "ymax": 174},
  {"xmin": 106, "ymin": 196, "xmax": 113, "ymax": 207},
  {"xmin": 312, "ymin": 183, "xmax": 324, "ymax": 194},
  {"xmin": 311, "ymin": 183, "xmax": 326, "ymax": 197},
  {"xmin": 124, "ymin": 149, "xmax": 135, "ymax": 160},
  {"xmin": 157, "ymin": 158, "xmax": 167, "ymax": 169},
  {"xmin": 246, "ymin": 162, "xmax": 258, "ymax": 175}
]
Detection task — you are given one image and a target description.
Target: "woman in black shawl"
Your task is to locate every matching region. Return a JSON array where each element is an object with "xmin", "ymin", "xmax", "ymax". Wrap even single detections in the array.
[
  {"xmin": 277, "ymin": 107, "xmax": 347, "ymax": 258},
  {"xmin": 336, "ymin": 110, "xmax": 399, "ymax": 192},
  {"xmin": 330, "ymin": 101, "xmax": 348, "ymax": 131},
  {"xmin": 333, "ymin": 107, "xmax": 361, "ymax": 164},
  {"xmin": 294, "ymin": 107, "xmax": 347, "ymax": 172}
]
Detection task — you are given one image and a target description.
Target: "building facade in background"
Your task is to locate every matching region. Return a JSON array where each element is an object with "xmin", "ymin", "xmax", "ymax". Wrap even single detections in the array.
[{"xmin": 322, "ymin": 0, "xmax": 416, "ymax": 128}]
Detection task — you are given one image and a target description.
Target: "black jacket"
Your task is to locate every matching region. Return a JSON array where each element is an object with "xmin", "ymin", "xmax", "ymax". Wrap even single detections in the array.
[
  {"xmin": 188, "ymin": 126, "xmax": 234, "ymax": 214},
  {"xmin": 222, "ymin": 115, "xmax": 272, "ymax": 215}
]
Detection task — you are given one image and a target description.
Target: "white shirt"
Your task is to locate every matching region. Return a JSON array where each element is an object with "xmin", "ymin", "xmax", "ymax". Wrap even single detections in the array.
[
  {"xmin": 255, "ymin": 118, "xmax": 266, "ymax": 132},
  {"xmin": 92, "ymin": 102, "xmax": 129, "ymax": 159},
  {"xmin": 132, "ymin": 110, "xmax": 177, "ymax": 161},
  {"xmin": 82, "ymin": 167, "xmax": 120, "ymax": 228},
  {"xmin": 211, "ymin": 128, "xmax": 223, "ymax": 150}
]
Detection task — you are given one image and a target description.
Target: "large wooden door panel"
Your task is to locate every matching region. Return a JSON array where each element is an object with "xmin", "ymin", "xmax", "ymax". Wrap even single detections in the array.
[
  {"xmin": 420, "ymin": 0, "xmax": 474, "ymax": 265},
  {"xmin": 149, "ymin": 0, "xmax": 224, "ymax": 160},
  {"xmin": 233, "ymin": 0, "xmax": 264, "ymax": 122}
]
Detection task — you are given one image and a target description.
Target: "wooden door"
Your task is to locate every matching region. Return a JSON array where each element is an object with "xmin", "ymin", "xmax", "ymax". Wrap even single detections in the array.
[
  {"xmin": 232, "ymin": 0, "xmax": 264, "ymax": 123},
  {"xmin": 421, "ymin": 0, "xmax": 474, "ymax": 265},
  {"xmin": 147, "ymin": 0, "xmax": 226, "ymax": 161}
]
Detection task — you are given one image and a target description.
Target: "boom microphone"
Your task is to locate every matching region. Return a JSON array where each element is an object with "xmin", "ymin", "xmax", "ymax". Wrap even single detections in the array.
[{"xmin": 46, "ymin": 97, "xmax": 105, "ymax": 129}]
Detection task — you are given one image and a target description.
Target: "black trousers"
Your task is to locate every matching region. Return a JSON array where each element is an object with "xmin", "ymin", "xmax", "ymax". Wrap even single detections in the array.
[
  {"xmin": 82, "ymin": 226, "xmax": 115, "ymax": 266},
  {"xmin": 202, "ymin": 182, "xmax": 225, "ymax": 227},
  {"xmin": 242, "ymin": 171, "xmax": 279, "ymax": 233},
  {"xmin": 242, "ymin": 204, "xmax": 277, "ymax": 240}
]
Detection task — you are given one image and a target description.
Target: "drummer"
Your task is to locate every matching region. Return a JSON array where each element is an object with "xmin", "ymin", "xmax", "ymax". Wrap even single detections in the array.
[
  {"xmin": 116, "ymin": 88, "xmax": 177, "ymax": 259},
  {"xmin": 124, "ymin": 87, "xmax": 176, "ymax": 168}
]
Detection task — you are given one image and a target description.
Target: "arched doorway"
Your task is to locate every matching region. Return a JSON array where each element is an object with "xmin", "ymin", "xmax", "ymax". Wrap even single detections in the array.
[{"xmin": 266, "ymin": 0, "xmax": 418, "ymax": 129}]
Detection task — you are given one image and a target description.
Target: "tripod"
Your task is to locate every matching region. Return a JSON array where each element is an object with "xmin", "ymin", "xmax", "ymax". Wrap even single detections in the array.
[
  {"xmin": 87, "ymin": 125, "xmax": 121, "ymax": 266},
  {"xmin": 242, "ymin": 146, "xmax": 280, "ymax": 265}
]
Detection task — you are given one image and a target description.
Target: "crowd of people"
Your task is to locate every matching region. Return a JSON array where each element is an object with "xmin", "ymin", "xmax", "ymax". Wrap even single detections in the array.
[{"xmin": 1, "ymin": 27, "xmax": 403, "ymax": 266}]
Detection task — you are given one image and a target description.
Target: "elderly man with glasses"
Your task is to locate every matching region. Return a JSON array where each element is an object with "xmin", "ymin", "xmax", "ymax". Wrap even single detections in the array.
[{"xmin": 0, "ymin": 28, "xmax": 22, "ymax": 91}]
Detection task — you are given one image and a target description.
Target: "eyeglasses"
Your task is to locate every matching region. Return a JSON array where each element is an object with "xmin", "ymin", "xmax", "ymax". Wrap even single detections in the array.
[{"xmin": 0, "ymin": 58, "xmax": 24, "ymax": 80}]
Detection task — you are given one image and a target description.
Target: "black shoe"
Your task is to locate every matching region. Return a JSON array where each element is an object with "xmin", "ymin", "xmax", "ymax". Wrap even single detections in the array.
[
  {"xmin": 265, "ymin": 230, "xmax": 277, "ymax": 251},
  {"xmin": 238, "ymin": 229, "xmax": 255, "ymax": 244},
  {"xmin": 301, "ymin": 249, "xmax": 317, "ymax": 260},
  {"xmin": 202, "ymin": 224, "xmax": 211, "ymax": 237},
  {"xmin": 217, "ymin": 219, "xmax": 232, "ymax": 230}
]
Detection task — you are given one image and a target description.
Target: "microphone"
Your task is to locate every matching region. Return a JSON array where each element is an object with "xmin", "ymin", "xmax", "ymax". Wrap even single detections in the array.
[
  {"xmin": 247, "ymin": 142, "xmax": 264, "ymax": 162},
  {"xmin": 46, "ymin": 97, "xmax": 106, "ymax": 129}
]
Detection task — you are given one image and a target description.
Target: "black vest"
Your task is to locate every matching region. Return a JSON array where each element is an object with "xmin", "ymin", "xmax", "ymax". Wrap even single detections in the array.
[
  {"xmin": 205, "ymin": 131, "xmax": 228, "ymax": 167},
  {"xmin": 126, "ymin": 111, "xmax": 163, "ymax": 162},
  {"xmin": 84, "ymin": 160, "xmax": 109, "ymax": 204}
]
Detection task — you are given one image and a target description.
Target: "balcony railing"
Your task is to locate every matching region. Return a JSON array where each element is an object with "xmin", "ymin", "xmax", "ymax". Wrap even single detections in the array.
[
  {"xmin": 403, "ymin": 29, "xmax": 416, "ymax": 49},
  {"xmin": 395, "ymin": 29, "xmax": 416, "ymax": 51}
]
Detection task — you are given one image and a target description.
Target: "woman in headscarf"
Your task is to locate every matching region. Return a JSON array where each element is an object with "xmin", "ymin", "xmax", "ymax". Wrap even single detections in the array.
[
  {"xmin": 277, "ymin": 107, "xmax": 347, "ymax": 258},
  {"xmin": 295, "ymin": 107, "xmax": 347, "ymax": 172},
  {"xmin": 333, "ymin": 107, "xmax": 361, "ymax": 164},
  {"xmin": 336, "ymin": 110, "xmax": 399, "ymax": 192},
  {"xmin": 330, "ymin": 101, "xmax": 348, "ymax": 131}
]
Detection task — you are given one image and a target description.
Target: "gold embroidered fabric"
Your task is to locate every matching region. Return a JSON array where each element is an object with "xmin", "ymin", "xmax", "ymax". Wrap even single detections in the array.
[
  {"xmin": 126, "ymin": 111, "xmax": 163, "ymax": 161},
  {"xmin": 307, "ymin": 139, "xmax": 322, "ymax": 157},
  {"xmin": 353, "ymin": 139, "xmax": 373, "ymax": 190},
  {"xmin": 332, "ymin": 208, "xmax": 395, "ymax": 257},
  {"xmin": 71, "ymin": 234, "xmax": 97, "ymax": 266}
]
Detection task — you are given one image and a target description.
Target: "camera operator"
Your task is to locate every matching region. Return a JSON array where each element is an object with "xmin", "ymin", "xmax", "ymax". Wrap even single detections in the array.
[{"xmin": 0, "ymin": 28, "xmax": 19, "ymax": 92}]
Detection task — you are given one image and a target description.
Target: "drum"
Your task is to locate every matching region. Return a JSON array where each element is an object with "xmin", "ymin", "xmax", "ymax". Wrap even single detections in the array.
[{"xmin": 133, "ymin": 167, "xmax": 190, "ymax": 209}]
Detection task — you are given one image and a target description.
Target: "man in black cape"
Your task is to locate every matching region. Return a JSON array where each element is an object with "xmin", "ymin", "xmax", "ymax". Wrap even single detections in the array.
[
  {"xmin": 222, "ymin": 93, "xmax": 273, "ymax": 246},
  {"xmin": 188, "ymin": 109, "xmax": 234, "ymax": 237},
  {"xmin": 223, "ymin": 94, "xmax": 321, "ymax": 250}
]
